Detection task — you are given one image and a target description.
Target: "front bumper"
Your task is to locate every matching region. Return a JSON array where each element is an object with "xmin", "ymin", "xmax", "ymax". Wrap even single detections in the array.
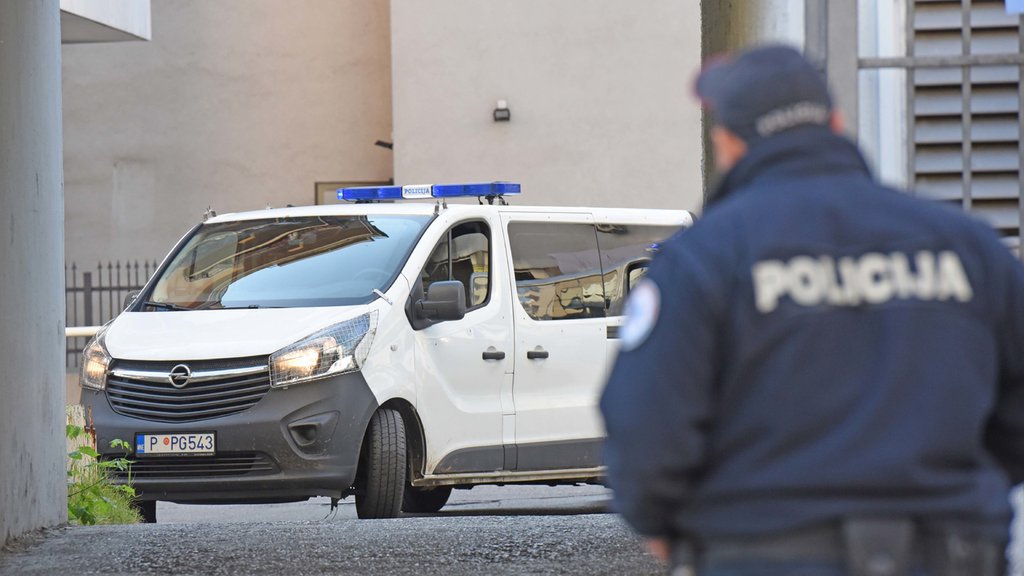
[{"xmin": 84, "ymin": 371, "xmax": 378, "ymax": 503}]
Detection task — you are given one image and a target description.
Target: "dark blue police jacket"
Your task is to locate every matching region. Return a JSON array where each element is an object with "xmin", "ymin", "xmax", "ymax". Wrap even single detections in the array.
[{"xmin": 600, "ymin": 125, "xmax": 1024, "ymax": 542}]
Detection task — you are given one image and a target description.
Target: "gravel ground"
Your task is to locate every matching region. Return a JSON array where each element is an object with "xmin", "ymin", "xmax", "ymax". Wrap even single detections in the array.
[
  {"xmin": 3, "ymin": 485, "xmax": 1023, "ymax": 575},
  {"xmin": 0, "ymin": 486, "xmax": 663, "ymax": 576},
  {"xmin": 0, "ymin": 515, "xmax": 661, "ymax": 576}
]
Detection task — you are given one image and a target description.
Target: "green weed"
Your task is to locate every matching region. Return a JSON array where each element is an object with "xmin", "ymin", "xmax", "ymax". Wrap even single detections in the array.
[{"xmin": 66, "ymin": 423, "xmax": 141, "ymax": 525}]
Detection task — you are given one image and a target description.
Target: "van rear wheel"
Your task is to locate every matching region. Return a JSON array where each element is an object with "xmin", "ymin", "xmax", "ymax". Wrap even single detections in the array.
[
  {"xmin": 402, "ymin": 485, "xmax": 452, "ymax": 513},
  {"xmin": 355, "ymin": 408, "xmax": 406, "ymax": 519}
]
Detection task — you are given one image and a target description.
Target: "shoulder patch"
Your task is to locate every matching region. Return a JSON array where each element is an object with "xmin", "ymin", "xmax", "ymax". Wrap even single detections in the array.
[{"xmin": 619, "ymin": 280, "xmax": 661, "ymax": 352}]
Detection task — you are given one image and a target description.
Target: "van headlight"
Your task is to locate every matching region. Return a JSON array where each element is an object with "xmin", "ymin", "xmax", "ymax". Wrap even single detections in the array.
[
  {"xmin": 80, "ymin": 330, "xmax": 111, "ymax": 391},
  {"xmin": 269, "ymin": 312, "xmax": 377, "ymax": 388}
]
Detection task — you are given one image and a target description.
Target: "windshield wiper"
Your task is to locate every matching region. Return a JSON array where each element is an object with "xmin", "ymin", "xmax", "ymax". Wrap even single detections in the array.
[{"xmin": 142, "ymin": 301, "xmax": 193, "ymax": 311}]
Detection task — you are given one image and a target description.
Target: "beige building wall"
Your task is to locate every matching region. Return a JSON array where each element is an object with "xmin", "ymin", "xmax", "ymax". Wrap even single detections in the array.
[
  {"xmin": 62, "ymin": 0, "xmax": 393, "ymax": 266},
  {"xmin": 390, "ymin": 0, "xmax": 704, "ymax": 211}
]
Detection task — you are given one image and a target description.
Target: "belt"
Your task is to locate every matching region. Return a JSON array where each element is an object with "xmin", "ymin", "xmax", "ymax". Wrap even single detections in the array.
[{"xmin": 688, "ymin": 519, "xmax": 1006, "ymax": 576}]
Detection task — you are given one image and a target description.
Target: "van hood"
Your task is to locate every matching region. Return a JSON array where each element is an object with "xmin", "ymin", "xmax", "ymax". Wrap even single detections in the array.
[{"xmin": 104, "ymin": 307, "xmax": 373, "ymax": 361}]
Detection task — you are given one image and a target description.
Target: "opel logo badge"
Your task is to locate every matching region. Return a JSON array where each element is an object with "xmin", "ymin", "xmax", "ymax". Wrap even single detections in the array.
[{"xmin": 169, "ymin": 364, "xmax": 192, "ymax": 389}]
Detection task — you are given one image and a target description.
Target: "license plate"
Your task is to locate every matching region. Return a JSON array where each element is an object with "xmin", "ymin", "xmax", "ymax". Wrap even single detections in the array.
[{"xmin": 135, "ymin": 432, "xmax": 215, "ymax": 457}]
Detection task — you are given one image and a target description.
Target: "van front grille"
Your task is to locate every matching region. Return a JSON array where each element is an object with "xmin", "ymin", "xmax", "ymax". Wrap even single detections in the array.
[
  {"xmin": 106, "ymin": 452, "xmax": 278, "ymax": 479},
  {"xmin": 106, "ymin": 358, "xmax": 271, "ymax": 423}
]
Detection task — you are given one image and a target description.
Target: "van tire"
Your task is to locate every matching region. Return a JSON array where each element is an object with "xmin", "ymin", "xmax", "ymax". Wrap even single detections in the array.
[
  {"xmin": 402, "ymin": 486, "xmax": 452, "ymax": 513},
  {"xmin": 133, "ymin": 499, "xmax": 157, "ymax": 523},
  {"xmin": 355, "ymin": 408, "xmax": 406, "ymax": 519}
]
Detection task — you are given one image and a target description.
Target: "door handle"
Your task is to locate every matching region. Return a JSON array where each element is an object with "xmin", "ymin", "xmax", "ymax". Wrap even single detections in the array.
[
  {"xmin": 482, "ymin": 350, "xmax": 506, "ymax": 361},
  {"xmin": 526, "ymin": 349, "xmax": 549, "ymax": 360}
]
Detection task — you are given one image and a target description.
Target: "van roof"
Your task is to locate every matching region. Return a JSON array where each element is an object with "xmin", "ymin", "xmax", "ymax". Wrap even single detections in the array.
[{"xmin": 205, "ymin": 203, "xmax": 694, "ymax": 226}]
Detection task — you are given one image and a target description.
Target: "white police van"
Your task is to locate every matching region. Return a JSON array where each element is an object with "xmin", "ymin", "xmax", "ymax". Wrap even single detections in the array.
[{"xmin": 80, "ymin": 182, "xmax": 692, "ymax": 521}]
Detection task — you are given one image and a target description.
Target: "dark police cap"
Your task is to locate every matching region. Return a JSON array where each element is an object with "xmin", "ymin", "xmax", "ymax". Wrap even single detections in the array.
[{"xmin": 695, "ymin": 44, "xmax": 833, "ymax": 143}]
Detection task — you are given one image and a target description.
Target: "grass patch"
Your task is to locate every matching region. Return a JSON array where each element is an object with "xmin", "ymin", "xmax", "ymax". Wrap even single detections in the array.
[{"xmin": 66, "ymin": 412, "xmax": 140, "ymax": 525}]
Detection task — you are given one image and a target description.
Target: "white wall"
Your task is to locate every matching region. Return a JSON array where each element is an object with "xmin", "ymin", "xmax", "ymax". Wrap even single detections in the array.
[
  {"xmin": 390, "ymin": 0, "xmax": 703, "ymax": 211},
  {"xmin": 62, "ymin": 0, "xmax": 394, "ymax": 267},
  {"xmin": 0, "ymin": 0, "xmax": 67, "ymax": 545},
  {"xmin": 60, "ymin": 0, "xmax": 151, "ymax": 42}
]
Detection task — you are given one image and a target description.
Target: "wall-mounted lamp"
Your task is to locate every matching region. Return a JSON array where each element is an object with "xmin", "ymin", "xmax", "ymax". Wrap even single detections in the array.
[{"xmin": 493, "ymin": 99, "xmax": 511, "ymax": 122}]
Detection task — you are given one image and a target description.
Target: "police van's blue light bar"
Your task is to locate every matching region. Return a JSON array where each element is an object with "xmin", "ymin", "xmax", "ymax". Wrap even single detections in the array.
[
  {"xmin": 339, "ymin": 187, "xmax": 399, "ymax": 201},
  {"xmin": 337, "ymin": 182, "xmax": 521, "ymax": 202},
  {"xmin": 432, "ymin": 182, "xmax": 521, "ymax": 198}
]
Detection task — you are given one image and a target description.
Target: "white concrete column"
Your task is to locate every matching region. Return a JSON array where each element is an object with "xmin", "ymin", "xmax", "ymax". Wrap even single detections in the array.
[{"xmin": 0, "ymin": 0, "xmax": 67, "ymax": 544}]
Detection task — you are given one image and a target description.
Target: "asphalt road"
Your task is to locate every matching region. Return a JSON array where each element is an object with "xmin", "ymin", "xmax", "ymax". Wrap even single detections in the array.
[
  {"xmin": 0, "ymin": 485, "xmax": 665, "ymax": 576},
  {"xmin": 5, "ymin": 486, "xmax": 1024, "ymax": 575}
]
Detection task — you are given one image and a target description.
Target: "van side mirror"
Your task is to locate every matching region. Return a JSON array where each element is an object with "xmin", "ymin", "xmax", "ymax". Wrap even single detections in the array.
[
  {"xmin": 123, "ymin": 290, "xmax": 141, "ymax": 310},
  {"xmin": 416, "ymin": 281, "xmax": 466, "ymax": 321}
]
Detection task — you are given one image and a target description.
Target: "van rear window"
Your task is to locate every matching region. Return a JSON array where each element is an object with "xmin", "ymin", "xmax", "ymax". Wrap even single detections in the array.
[{"xmin": 145, "ymin": 215, "xmax": 431, "ymax": 309}]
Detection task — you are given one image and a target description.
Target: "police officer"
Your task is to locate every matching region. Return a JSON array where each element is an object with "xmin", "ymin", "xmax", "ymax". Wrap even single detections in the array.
[{"xmin": 600, "ymin": 44, "xmax": 1024, "ymax": 576}]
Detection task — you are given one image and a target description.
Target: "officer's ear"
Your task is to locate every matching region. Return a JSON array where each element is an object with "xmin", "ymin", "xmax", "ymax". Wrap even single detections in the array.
[
  {"xmin": 710, "ymin": 125, "xmax": 748, "ymax": 172},
  {"xmin": 830, "ymin": 111, "xmax": 846, "ymax": 134}
]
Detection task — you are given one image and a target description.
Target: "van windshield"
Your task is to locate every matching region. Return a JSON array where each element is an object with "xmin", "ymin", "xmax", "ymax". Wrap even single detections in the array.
[{"xmin": 145, "ymin": 215, "xmax": 431, "ymax": 309}]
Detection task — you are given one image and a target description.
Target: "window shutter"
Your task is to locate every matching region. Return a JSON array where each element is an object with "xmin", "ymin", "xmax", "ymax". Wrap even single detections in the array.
[{"xmin": 911, "ymin": 0, "xmax": 1023, "ymax": 256}]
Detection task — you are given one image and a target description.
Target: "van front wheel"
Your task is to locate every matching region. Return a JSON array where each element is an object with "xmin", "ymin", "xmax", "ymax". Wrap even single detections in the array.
[{"xmin": 355, "ymin": 408, "xmax": 406, "ymax": 519}]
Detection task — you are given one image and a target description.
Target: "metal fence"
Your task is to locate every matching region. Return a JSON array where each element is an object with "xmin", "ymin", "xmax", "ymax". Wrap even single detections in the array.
[{"xmin": 66, "ymin": 260, "xmax": 159, "ymax": 368}]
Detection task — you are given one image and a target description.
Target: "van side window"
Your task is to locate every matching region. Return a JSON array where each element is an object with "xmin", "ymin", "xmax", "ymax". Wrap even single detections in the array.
[
  {"xmin": 595, "ymin": 224, "xmax": 681, "ymax": 316},
  {"xmin": 508, "ymin": 222, "xmax": 606, "ymax": 321},
  {"xmin": 422, "ymin": 241, "xmax": 450, "ymax": 289},
  {"xmin": 421, "ymin": 221, "xmax": 490, "ymax": 310}
]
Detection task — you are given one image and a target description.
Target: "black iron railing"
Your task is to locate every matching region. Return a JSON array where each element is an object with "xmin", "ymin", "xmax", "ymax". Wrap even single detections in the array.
[{"xmin": 66, "ymin": 260, "xmax": 159, "ymax": 368}]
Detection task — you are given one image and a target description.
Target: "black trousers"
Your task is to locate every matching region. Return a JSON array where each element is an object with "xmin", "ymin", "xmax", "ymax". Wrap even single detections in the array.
[{"xmin": 671, "ymin": 520, "xmax": 1006, "ymax": 576}]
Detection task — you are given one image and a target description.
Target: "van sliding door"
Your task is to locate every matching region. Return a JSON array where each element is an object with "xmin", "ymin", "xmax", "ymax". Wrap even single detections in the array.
[{"xmin": 502, "ymin": 213, "xmax": 606, "ymax": 471}]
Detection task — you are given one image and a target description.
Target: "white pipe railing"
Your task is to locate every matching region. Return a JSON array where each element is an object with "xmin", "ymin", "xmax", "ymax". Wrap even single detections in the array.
[{"xmin": 66, "ymin": 326, "xmax": 100, "ymax": 339}]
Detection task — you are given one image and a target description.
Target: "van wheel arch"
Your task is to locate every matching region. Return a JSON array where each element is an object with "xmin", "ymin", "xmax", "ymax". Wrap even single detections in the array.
[
  {"xmin": 379, "ymin": 398, "xmax": 426, "ymax": 482},
  {"xmin": 375, "ymin": 400, "xmax": 450, "ymax": 513},
  {"xmin": 352, "ymin": 399, "xmax": 428, "ymax": 518}
]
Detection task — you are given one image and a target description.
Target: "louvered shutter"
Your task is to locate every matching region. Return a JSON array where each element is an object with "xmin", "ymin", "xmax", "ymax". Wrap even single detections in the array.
[{"xmin": 911, "ymin": 0, "xmax": 1023, "ymax": 256}]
